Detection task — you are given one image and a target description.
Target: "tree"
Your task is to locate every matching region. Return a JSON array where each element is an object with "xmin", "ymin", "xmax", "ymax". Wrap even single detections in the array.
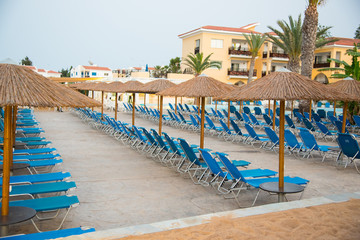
[
  {"xmin": 355, "ymin": 25, "xmax": 360, "ymax": 39},
  {"xmin": 243, "ymin": 33, "xmax": 267, "ymax": 83},
  {"xmin": 20, "ymin": 56, "xmax": 33, "ymax": 66},
  {"xmin": 267, "ymin": 15, "xmax": 303, "ymax": 73},
  {"xmin": 301, "ymin": 0, "xmax": 326, "ymax": 79},
  {"xmin": 59, "ymin": 66, "xmax": 73, "ymax": 77},
  {"xmin": 153, "ymin": 65, "xmax": 168, "ymax": 78},
  {"xmin": 183, "ymin": 52, "xmax": 221, "ymax": 76},
  {"xmin": 168, "ymin": 57, "xmax": 181, "ymax": 73}
]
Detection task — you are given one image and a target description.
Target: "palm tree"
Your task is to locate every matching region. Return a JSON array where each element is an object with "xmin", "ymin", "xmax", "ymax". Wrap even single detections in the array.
[
  {"xmin": 267, "ymin": 15, "xmax": 336, "ymax": 74},
  {"xmin": 168, "ymin": 57, "xmax": 181, "ymax": 73},
  {"xmin": 267, "ymin": 15, "xmax": 303, "ymax": 73},
  {"xmin": 183, "ymin": 52, "xmax": 221, "ymax": 76},
  {"xmin": 301, "ymin": 0, "xmax": 326, "ymax": 79},
  {"xmin": 243, "ymin": 33, "xmax": 267, "ymax": 83}
]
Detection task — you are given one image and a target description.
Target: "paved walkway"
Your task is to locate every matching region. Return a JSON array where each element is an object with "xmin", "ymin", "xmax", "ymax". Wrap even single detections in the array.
[{"xmin": 10, "ymin": 109, "xmax": 360, "ymax": 234}]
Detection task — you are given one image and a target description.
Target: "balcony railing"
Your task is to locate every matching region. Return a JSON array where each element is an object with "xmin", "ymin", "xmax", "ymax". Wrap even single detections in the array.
[
  {"xmin": 262, "ymin": 52, "xmax": 268, "ymax": 58},
  {"xmin": 228, "ymin": 49, "xmax": 252, "ymax": 56},
  {"xmin": 269, "ymin": 52, "xmax": 289, "ymax": 59},
  {"xmin": 313, "ymin": 62, "xmax": 330, "ymax": 68},
  {"xmin": 228, "ymin": 69, "xmax": 257, "ymax": 76}
]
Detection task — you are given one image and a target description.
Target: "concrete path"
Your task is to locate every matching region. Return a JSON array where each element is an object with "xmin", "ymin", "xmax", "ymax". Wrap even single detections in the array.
[{"xmin": 10, "ymin": 109, "xmax": 360, "ymax": 234}]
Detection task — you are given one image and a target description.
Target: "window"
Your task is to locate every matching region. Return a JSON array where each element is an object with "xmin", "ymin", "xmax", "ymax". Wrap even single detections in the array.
[
  {"xmin": 194, "ymin": 39, "xmax": 200, "ymax": 54},
  {"xmin": 104, "ymin": 73, "xmax": 109, "ymax": 76},
  {"xmin": 76, "ymin": 72, "xmax": 78, "ymax": 76},
  {"xmin": 211, "ymin": 39, "xmax": 223, "ymax": 48},
  {"xmin": 92, "ymin": 72, "xmax": 97, "ymax": 76}
]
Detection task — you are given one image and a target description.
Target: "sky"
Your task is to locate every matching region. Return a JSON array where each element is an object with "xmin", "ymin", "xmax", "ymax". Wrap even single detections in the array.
[{"xmin": 0, "ymin": 0, "xmax": 359, "ymax": 71}]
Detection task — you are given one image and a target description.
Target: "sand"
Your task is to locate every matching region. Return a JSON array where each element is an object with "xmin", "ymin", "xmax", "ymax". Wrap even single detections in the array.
[{"xmin": 116, "ymin": 199, "xmax": 360, "ymax": 240}]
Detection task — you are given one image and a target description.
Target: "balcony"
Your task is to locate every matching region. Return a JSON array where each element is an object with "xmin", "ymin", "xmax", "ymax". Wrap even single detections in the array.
[
  {"xmin": 313, "ymin": 62, "xmax": 330, "ymax": 68},
  {"xmin": 269, "ymin": 52, "xmax": 289, "ymax": 59},
  {"xmin": 228, "ymin": 69, "xmax": 257, "ymax": 77},
  {"xmin": 262, "ymin": 52, "xmax": 268, "ymax": 58},
  {"xmin": 228, "ymin": 48, "xmax": 252, "ymax": 57},
  {"xmin": 194, "ymin": 47, "xmax": 199, "ymax": 54}
]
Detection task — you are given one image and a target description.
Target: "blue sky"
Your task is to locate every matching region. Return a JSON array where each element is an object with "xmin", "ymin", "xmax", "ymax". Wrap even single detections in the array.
[{"xmin": 0, "ymin": 0, "xmax": 359, "ymax": 71}]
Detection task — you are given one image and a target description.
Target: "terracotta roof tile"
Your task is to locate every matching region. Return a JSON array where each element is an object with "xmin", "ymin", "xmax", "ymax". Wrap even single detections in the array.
[
  {"xmin": 326, "ymin": 37, "xmax": 360, "ymax": 46},
  {"xmin": 83, "ymin": 66, "xmax": 111, "ymax": 71},
  {"xmin": 25, "ymin": 66, "xmax": 36, "ymax": 70},
  {"xmin": 37, "ymin": 69, "xmax": 45, "ymax": 72},
  {"xmin": 178, "ymin": 25, "xmax": 261, "ymax": 37},
  {"xmin": 47, "ymin": 70, "xmax": 60, "ymax": 74}
]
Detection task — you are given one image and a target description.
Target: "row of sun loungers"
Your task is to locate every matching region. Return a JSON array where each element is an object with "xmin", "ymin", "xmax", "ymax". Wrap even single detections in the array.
[
  {"xmin": 0, "ymin": 108, "xmax": 94, "ymax": 239},
  {"xmin": 75, "ymin": 108, "xmax": 309, "ymax": 207}
]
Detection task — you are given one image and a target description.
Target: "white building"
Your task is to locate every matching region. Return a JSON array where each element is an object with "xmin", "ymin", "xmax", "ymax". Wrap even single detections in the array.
[
  {"xmin": 70, "ymin": 65, "xmax": 112, "ymax": 79},
  {"xmin": 25, "ymin": 66, "xmax": 61, "ymax": 78}
]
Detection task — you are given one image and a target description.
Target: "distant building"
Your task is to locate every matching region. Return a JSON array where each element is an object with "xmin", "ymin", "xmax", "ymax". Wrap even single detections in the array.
[
  {"xmin": 24, "ymin": 66, "xmax": 61, "ymax": 78},
  {"xmin": 70, "ymin": 65, "xmax": 112, "ymax": 79}
]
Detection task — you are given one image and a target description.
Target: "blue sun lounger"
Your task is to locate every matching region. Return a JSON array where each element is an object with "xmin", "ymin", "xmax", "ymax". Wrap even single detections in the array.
[
  {"xmin": 0, "ymin": 172, "xmax": 71, "ymax": 185},
  {"xmin": 0, "ymin": 181, "xmax": 76, "ymax": 197},
  {"xmin": 1, "ymin": 227, "xmax": 95, "ymax": 240},
  {"xmin": 3, "ymin": 195, "xmax": 79, "ymax": 232},
  {"xmin": 0, "ymin": 153, "xmax": 60, "ymax": 161}
]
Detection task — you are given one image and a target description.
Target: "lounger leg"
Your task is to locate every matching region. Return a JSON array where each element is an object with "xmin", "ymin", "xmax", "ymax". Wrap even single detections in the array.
[{"xmin": 251, "ymin": 189, "xmax": 261, "ymax": 206}]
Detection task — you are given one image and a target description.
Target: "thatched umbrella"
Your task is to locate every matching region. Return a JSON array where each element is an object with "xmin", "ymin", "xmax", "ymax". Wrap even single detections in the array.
[
  {"xmin": 157, "ymin": 75, "xmax": 234, "ymax": 149},
  {"xmin": 327, "ymin": 77, "xmax": 360, "ymax": 132},
  {"xmin": 102, "ymin": 82, "xmax": 125, "ymax": 121},
  {"xmin": 138, "ymin": 79, "xmax": 176, "ymax": 135},
  {"xmin": 122, "ymin": 81, "xmax": 144, "ymax": 127},
  {"xmin": 213, "ymin": 84, "xmax": 237, "ymax": 128},
  {"xmin": 225, "ymin": 68, "xmax": 359, "ymax": 201},
  {"xmin": 88, "ymin": 82, "xmax": 110, "ymax": 119},
  {"xmin": 0, "ymin": 64, "xmax": 100, "ymax": 227}
]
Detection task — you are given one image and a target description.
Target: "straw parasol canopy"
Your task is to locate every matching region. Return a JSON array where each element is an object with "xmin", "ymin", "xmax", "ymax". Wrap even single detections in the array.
[
  {"xmin": 122, "ymin": 80, "xmax": 144, "ymax": 93},
  {"xmin": 157, "ymin": 75, "xmax": 235, "ymax": 98},
  {"xmin": 0, "ymin": 64, "xmax": 100, "ymax": 107},
  {"xmin": 225, "ymin": 70, "xmax": 359, "ymax": 102},
  {"xmin": 87, "ymin": 82, "xmax": 109, "ymax": 91},
  {"xmin": 75, "ymin": 81, "xmax": 100, "ymax": 91},
  {"xmin": 103, "ymin": 81, "xmax": 125, "ymax": 93},
  {"xmin": 139, "ymin": 79, "xmax": 176, "ymax": 94}
]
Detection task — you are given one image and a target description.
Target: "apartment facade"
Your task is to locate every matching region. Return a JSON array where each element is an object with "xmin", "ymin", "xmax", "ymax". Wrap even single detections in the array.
[
  {"xmin": 25, "ymin": 66, "xmax": 61, "ymax": 78},
  {"xmin": 70, "ymin": 65, "xmax": 112, "ymax": 79},
  {"xmin": 179, "ymin": 24, "xmax": 359, "ymax": 85}
]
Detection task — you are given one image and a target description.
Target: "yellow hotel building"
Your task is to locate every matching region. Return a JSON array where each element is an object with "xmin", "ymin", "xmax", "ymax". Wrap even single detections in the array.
[{"xmin": 179, "ymin": 23, "xmax": 360, "ymax": 85}]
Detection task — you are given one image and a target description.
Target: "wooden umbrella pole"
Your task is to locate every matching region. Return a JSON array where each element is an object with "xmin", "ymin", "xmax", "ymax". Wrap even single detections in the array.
[
  {"xmin": 11, "ymin": 106, "xmax": 17, "ymax": 168},
  {"xmin": 181, "ymin": 97, "xmax": 183, "ymax": 104},
  {"xmin": 342, "ymin": 101, "xmax": 348, "ymax": 133},
  {"xmin": 198, "ymin": 97, "xmax": 200, "ymax": 114},
  {"xmin": 309, "ymin": 100, "xmax": 312, "ymax": 121},
  {"xmin": 144, "ymin": 94, "xmax": 146, "ymax": 107},
  {"xmin": 101, "ymin": 91, "xmax": 104, "ymax": 120},
  {"xmin": 157, "ymin": 96, "xmax": 160, "ymax": 111},
  {"xmin": 175, "ymin": 97, "xmax": 177, "ymax": 114},
  {"xmin": 200, "ymin": 97, "xmax": 205, "ymax": 149},
  {"xmin": 227, "ymin": 100, "xmax": 231, "ymax": 128},
  {"xmin": 268, "ymin": 100, "xmax": 271, "ymax": 114},
  {"xmin": 272, "ymin": 100, "xmax": 276, "ymax": 130},
  {"xmin": 278, "ymin": 100, "xmax": 285, "ymax": 201},
  {"xmin": 2, "ymin": 106, "xmax": 12, "ymax": 216},
  {"xmin": 132, "ymin": 93, "xmax": 135, "ymax": 127},
  {"xmin": 215, "ymin": 101, "xmax": 217, "ymax": 111},
  {"xmin": 115, "ymin": 92, "xmax": 118, "ymax": 121},
  {"xmin": 92, "ymin": 91, "xmax": 94, "ymax": 111},
  {"xmin": 240, "ymin": 101, "xmax": 242, "ymax": 113},
  {"xmin": 334, "ymin": 101, "xmax": 336, "ymax": 116},
  {"xmin": 291, "ymin": 101, "xmax": 294, "ymax": 119},
  {"xmin": 159, "ymin": 96, "xmax": 163, "ymax": 136}
]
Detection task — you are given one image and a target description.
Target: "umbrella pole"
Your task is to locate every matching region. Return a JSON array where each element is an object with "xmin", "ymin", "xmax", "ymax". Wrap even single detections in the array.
[
  {"xmin": 11, "ymin": 106, "xmax": 17, "ymax": 168},
  {"xmin": 268, "ymin": 100, "xmax": 271, "ymax": 114},
  {"xmin": 181, "ymin": 97, "xmax": 183, "ymax": 104},
  {"xmin": 272, "ymin": 100, "xmax": 276, "ymax": 130},
  {"xmin": 144, "ymin": 94, "xmax": 146, "ymax": 107},
  {"xmin": 215, "ymin": 101, "xmax": 217, "ymax": 111},
  {"xmin": 157, "ymin": 96, "xmax": 160, "ymax": 111},
  {"xmin": 200, "ymin": 97, "xmax": 205, "ymax": 149},
  {"xmin": 291, "ymin": 101, "xmax": 294, "ymax": 119},
  {"xmin": 342, "ymin": 102, "xmax": 348, "ymax": 133},
  {"xmin": 278, "ymin": 100, "xmax": 285, "ymax": 202},
  {"xmin": 159, "ymin": 96, "xmax": 163, "ymax": 136},
  {"xmin": 132, "ymin": 93, "xmax": 135, "ymax": 127},
  {"xmin": 175, "ymin": 97, "xmax": 177, "ymax": 114},
  {"xmin": 92, "ymin": 91, "xmax": 94, "ymax": 111},
  {"xmin": 101, "ymin": 91, "xmax": 104, "ymax": 120},
  {"xmin": 240, "ymin": 101, "xmax": 242, "ymax": 113},
  {"xmin": 309, "ymin": 100, "xmax": 312, "ymax": 121},
  {"xmin": 115, "ymin": 92, "xmax": 118, "ymax": 121},
  {"xmin": 227, "ymin": 100, "xmax": 231, "ymax": 128},
  {"xmin": 198, "ymin": 97, "xmax": 200, "ymax": 114},
  {"xmin": 2, "ymin": 106, "xmax": 12, "ymax": 216},
  {"xmin": 334, "ymin": 101, "xmax": 336, "ymax": 116}
]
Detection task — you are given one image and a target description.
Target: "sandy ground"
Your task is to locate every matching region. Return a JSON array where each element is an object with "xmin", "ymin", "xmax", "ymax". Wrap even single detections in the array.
[
  {"xmin": 8, "ymin": 108, "xmax": 360, "ymax": 235},
  {"xmin": 118, "ymin": 199, "xmax": 360, "ymax": 240}
]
